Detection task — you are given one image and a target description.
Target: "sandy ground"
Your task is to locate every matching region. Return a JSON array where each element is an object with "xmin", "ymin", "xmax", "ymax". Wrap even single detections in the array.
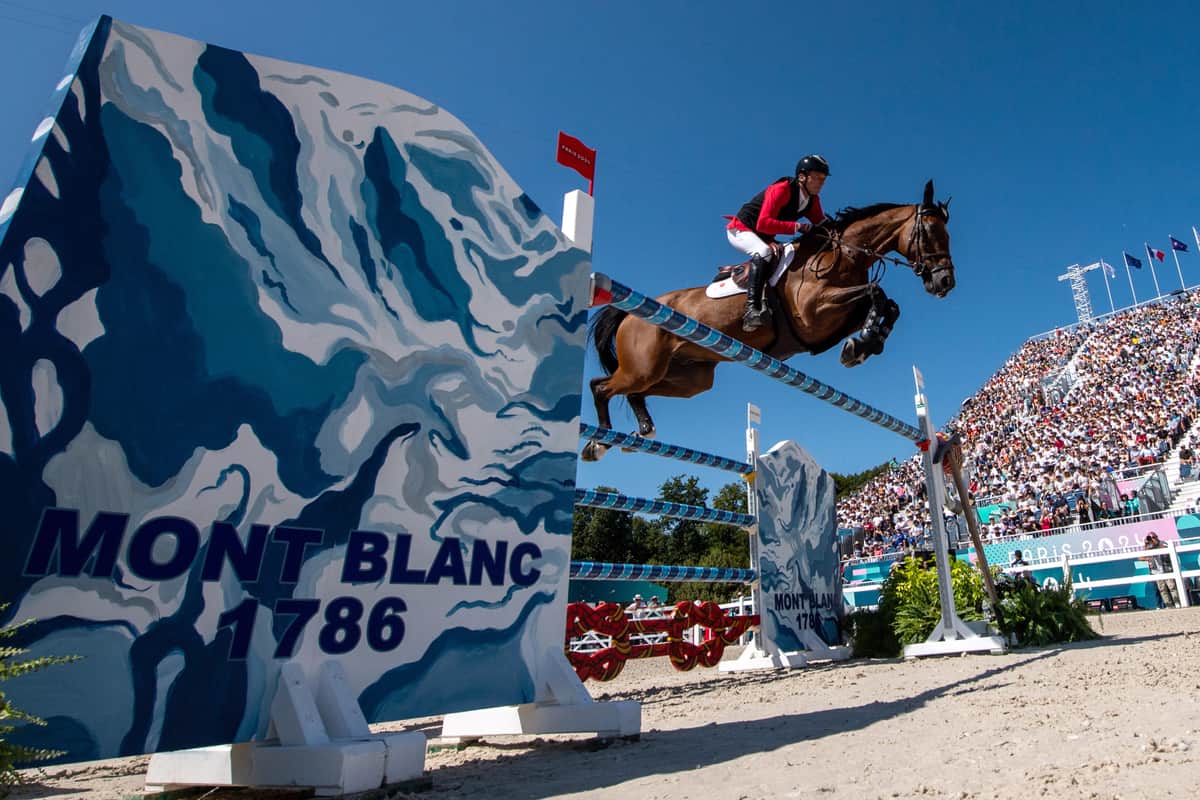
[{"xmin": 11, "ymin": 608, "xmax": 1199, "ymax": 800}]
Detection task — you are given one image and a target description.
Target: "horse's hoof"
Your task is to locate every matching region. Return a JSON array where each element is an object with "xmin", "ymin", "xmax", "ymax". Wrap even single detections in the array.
[
  {"xmin": 581, "ymin": 441, "xmax": 608, "ymax": 462},
  {"xmin": 840, "ymin": 340, "xmax": 865, "ymax": 367}
]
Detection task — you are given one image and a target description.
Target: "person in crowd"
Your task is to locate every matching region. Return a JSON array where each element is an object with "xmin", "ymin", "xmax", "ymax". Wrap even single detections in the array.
[
  {"xmin": 1142, "ymin": 532, "xmax": 1179, "ymax": 609},
  {"xmin": 837, "ymin": 293, "xmax": 1200, "ymax": 571}
]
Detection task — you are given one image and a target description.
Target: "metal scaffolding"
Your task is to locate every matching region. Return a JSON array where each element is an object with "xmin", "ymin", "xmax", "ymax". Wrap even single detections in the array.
[{"xmin": 1057, "ymin": 263, "xmax": 1101, "ymax": 324}]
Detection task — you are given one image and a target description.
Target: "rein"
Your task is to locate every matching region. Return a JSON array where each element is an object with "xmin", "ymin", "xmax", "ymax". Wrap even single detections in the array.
[{"xmin": 809, "ymin": 205, "xmax": 951, "ymax": 282}]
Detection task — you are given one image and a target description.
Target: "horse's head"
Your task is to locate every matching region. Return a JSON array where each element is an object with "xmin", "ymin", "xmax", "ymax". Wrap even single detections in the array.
[{"xmin": 901, "ymin": 180, "xmax": 955, "ymax": 298}]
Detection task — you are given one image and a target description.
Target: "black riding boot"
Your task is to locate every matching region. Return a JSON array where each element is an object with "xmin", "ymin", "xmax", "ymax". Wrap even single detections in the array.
[{"xmin": 742, "ymin": 255, "xmax": 773, "ymax": 332}]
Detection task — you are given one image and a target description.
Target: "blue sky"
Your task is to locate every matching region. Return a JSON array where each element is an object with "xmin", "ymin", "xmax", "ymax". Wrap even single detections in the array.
[{"xmin": 2, "ymin": 1, "xmax": 1199, "ymax": 503}]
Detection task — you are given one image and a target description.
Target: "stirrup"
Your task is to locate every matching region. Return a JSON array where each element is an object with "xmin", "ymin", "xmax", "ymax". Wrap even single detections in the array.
[{"xmin": 742, "ymin": 305, "xmax": 772, "ymax": 332}]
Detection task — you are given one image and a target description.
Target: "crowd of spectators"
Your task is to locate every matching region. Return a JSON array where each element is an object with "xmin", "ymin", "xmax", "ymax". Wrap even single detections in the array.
[{"xmin": 838, "ymin": 292, "xmax": 1200, "ymax": 560}]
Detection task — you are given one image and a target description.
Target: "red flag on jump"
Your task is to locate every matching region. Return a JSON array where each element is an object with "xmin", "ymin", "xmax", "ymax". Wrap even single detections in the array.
[{"xmin": 556, "ymin": 131, "xmax": 596, "ymax": 193}]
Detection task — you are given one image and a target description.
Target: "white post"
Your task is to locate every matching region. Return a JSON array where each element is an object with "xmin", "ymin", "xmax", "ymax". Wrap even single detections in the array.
[
  {"xmin": 1100, "ymin": 260, "xmax": 1116, "ymax": 313},
  {"xmin": 903, "ymin": 366, "xmax": 1005, "ymax": 658},
  {"xmin": 745, "ymin": 402, "xmax": 763, "ymax": 653},
  {"xmin": 1170, "ymin": 242, "xmax": 1187, "ymax": 291},
  {"xmin": 1123, "ymin": 256, "xmax": 1139, "ymax": 305},
  {"xmin": 562, "ymin": 189, "xmax": 594, "ymax": 252},
  {"xmin": 1145, "ymin": 244, "xmax": 1163, "ymax": 299}
]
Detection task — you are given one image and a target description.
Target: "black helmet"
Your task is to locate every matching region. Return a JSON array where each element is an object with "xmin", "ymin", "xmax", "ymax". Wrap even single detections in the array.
[{"xmin": 796, "ymin": 154, "xmax": 830, "ymax": 176}]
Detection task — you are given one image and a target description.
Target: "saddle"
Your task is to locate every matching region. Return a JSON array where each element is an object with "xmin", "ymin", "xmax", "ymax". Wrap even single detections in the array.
[{"xmin": 705, "ymin": 242, "xmax": 788, "ymax": 299}]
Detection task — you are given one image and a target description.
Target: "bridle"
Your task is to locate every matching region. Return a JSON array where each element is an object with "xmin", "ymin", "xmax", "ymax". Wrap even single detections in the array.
[
  {"xmin": 810, "ymin": 201, "xmax": 953, "ymax": 284},
  {"xmin": 904, "ymin": 203, "xmax": 954, "ymax": 285}
]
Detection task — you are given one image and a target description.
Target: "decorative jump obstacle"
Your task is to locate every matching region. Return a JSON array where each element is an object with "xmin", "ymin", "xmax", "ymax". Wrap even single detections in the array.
[{"xmin": 569, "ymin": 415, "xmax": 792, "ymax": 680}]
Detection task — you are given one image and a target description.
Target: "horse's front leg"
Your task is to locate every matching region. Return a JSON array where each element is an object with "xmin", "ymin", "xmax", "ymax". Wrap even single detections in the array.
[{"xmin": 839, "ymin": 287, "xmax": 900, "ymax": 367}]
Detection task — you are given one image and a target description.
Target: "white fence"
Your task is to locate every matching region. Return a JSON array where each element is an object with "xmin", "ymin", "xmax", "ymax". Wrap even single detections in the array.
[{"xmin": 843, "ymin": 539, "xmax": 1200, "ymax": 611}]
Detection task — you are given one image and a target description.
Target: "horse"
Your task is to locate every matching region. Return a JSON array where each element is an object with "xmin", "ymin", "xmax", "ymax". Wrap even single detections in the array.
[{"xmin": 582, "ymin": 180, "xmax": 955, "ymax": 462}]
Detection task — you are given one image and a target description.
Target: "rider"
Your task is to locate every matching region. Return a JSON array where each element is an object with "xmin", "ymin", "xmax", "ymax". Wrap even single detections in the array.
[{"xmin": 726, "ymin": 154, "xmax": 830, "ymax": 332}]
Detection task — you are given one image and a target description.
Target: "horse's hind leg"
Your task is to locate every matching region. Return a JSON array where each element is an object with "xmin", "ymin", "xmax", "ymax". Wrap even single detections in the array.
[
  {"xmin": 581, "ymin": 328, "xmax": 676, "ymax": 461},
  {"xmin": 581, "ymin": 375, "xmax": 616, "ymax": 462},
  {"xmin": 628, "ymin": 395, "xmax": 655, "ymax": 438}
]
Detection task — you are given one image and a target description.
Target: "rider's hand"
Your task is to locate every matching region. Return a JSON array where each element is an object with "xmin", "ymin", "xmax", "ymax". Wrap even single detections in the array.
[{"xmin": 795, "ymin": 221, "xmax": 811, "ymax": 234}]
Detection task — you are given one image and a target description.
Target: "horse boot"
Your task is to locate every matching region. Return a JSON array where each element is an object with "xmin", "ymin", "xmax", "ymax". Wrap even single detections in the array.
[
  {"xmin": 741, "ymin": 254, "xmax": 774, "ymax": 332},
  {"xmin": 840, "ymin": 295, "xmax": 899, "ymax": 366}
]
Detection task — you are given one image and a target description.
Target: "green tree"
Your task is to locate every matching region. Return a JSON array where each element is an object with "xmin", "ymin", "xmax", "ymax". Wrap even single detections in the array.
[
  {"xmin": 663, "ymin": 479, "xmax": 752, "ymax": 604},
  {"xmin": 656, "ymin": 475, "xmax": 710, "ymax": 567},
  {"xmin": 571, "ymin": 486, "xmax": 636, "ymax": 563}
]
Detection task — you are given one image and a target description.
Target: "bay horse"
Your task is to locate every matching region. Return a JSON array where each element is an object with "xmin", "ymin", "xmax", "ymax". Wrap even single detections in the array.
[{"xmin": 582, "ymin": 180, "xmax": 955, "ymax": 462}]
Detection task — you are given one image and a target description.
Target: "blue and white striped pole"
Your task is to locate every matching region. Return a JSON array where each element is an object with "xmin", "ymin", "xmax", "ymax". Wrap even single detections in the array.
[
  {"xmin": 574, "ymin": 488, "xmax": 755, "ymax": 528},
  {"xmin": 579, "ymin": 423, "xmax": 754, "ymax": 475},
  {"xmin": 570, "ymin": 561, "xmax": 757, "ymax": 584}
]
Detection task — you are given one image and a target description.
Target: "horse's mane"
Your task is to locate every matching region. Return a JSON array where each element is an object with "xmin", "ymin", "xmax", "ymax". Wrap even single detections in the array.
[
  {"xmin": 825, "ymin": 202, "xmax": 908, "ymax": 232},
  {"xmin": 790, "ymin": 202, "xmax": 910, "ymax": 259}
]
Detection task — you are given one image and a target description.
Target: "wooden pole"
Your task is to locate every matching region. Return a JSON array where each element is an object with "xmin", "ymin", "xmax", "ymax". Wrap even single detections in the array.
[{"xmin": 943, "ymin": 445, "xmax": 999, "ymax": 610}]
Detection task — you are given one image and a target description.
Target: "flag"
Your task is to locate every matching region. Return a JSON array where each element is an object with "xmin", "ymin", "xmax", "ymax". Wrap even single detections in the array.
[
  {"xmin": 1146, "ymin": 244, "xmax": 1165, "ymax": 262},
  {"xmin": 1101, "ymin": 260, "xmax": 1116, "ymax": 278},
  {"xmin": 1170, "ymin": 235, "xmax": 1189, "ymax": 253},
  {"xmin": 556, "ymin": 131, "xmax": 596, "ymax": 183},
  {"xmin": 1124, "ymin": 251, "xmax": 1142, "ymax": 269}
]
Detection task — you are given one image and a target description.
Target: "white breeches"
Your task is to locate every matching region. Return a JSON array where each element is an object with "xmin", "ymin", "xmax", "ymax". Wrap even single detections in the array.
[{"xmin": 726, "ymin": 228, "xmax": 773, "ymax": 259}]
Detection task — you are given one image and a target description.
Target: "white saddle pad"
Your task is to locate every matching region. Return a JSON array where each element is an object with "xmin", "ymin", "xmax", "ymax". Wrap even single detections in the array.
[{"xmin": 703, "ymin": 243, "xmax": 796, "ymax": 299}]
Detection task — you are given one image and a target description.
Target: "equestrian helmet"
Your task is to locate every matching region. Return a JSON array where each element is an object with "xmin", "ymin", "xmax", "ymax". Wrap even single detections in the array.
[{"xmin": 796, "ymin": 154, "xmax": 830, "ymax": 176}]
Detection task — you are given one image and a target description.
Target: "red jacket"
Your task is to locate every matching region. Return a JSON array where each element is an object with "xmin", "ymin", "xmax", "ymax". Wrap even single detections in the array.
[{"xmin": 727, "ymin": 177, "xmax": 826, "ymax": 240}]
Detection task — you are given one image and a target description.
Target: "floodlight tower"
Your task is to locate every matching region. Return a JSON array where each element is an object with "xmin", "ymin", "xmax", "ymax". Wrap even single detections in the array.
[{"xmin": 1057, "ymin": 263, "xmax": 1101, "ymax": 325}]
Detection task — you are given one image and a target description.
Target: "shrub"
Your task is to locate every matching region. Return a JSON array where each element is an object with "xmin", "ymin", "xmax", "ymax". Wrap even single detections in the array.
[
  {"xmin": 1, "ymin": 607, "xmax": 79, "ymax": 795},
  {"xmin": 885, "ymin": 556, "xmax": 984, "ymax": 646},
  {"xmin": 846, "ymin": 608, "xmax": 900, "ymax": 658},
  {"xmin": 995, "ymin": 580, "xmax": 1101, "ymax": 647}
]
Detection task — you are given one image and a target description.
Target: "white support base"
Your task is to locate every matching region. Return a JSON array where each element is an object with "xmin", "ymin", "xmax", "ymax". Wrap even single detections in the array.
[
  {"xmin": 718, "ymin": 628, "xmax": 851, "ymax": 673},
  {"xmin": 440, "ymin": 647, "xmax": 641, "ymax": 741},
  {"xmin": 146, "ymin": 735, "xmax": 425, "ymax": 796},
  {"xmin": 904, "ymin": 634, "xmax": 1007, "ymax": 658},
  {"xmin": 718, "ymin": 641, "xmax": 808, "ymax": 672},
  {"xmin": 904, "ymin": 617, "xmax": 1007, "ymax": 658},
  {"xmin": 441, "ymin": 698, "xmax": 640, "ymax": 740},
  {"xmin": 145, "ymin": 661, "xmax": 425, "ymax": 796}
]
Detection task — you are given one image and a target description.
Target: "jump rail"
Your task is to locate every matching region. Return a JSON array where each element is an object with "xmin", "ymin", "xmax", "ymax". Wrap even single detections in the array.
[
  {"xmin": 580, "ymin": 422, "xmax": 754, "ymax": 475},
  {"xmin": 590, "ymin": 272, "xmax": 923, "ymax": 442},
  {"xmin": 570, "ymin": 561, "xmax": 757, "ymax": 583},
  {"xmin": 574, "ymin": 488, "xmax": 755, "ymax": 528}
]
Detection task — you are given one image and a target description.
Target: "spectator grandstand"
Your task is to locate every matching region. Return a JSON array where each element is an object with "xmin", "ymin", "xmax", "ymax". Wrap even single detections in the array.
[{"xmin": 839, "ymin": 291, "xmax": 1200, "ymax": 561}]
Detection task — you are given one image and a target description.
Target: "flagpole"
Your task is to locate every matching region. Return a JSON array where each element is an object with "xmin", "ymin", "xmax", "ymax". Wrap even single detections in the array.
[
  {"xmin": 1144, "ymin": 243, "xmax": 1163, "ymax": 299},
  {"xmin": 1170, "ymin": 237, "xmax": 1186, "ymax": 291},
  {"xmin": 1123, "ymin": 256, "xmax": 1139, "ymax": 306},
  {"xmin": 1099, "ymin": 260, "xmax": 1116, "ymax": 313}
]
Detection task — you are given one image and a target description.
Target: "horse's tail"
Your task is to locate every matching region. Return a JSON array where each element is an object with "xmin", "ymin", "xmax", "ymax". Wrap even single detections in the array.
[{"xmin": 589, "ymin": 305, "xmax": 627, "ymax": 376}]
